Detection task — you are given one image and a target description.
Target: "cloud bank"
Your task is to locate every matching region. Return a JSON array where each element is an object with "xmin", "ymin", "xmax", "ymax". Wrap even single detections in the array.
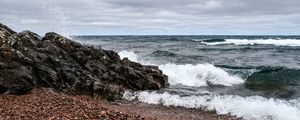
[{"xmin": 0, "ymin": 0, "xmax": 299, "ymax": 35}]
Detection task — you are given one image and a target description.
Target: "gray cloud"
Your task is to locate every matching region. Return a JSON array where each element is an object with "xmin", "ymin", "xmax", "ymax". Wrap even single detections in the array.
[{"xmin": 0, "ymin": 0, "xmax": 299, "ymax": 35}]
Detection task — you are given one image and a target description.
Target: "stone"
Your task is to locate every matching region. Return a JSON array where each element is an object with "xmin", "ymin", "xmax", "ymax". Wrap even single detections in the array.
[{"xmin": 0, "ymin": 23, "xmax": 168, "ymax": 100}]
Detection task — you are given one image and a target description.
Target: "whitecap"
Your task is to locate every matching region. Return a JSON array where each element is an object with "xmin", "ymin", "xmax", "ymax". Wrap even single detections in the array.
[{"xmin": 202, "ymin": 39, "xmax": 300, "ymax": 46}]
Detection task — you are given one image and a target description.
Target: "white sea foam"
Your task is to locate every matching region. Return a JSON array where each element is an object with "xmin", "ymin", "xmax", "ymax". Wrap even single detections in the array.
[
  {"xmin": 123, "ymin": 91, "xmax": 300, "ymax": 120},
  {"xmin": 159, "ymin": 63, "xmax": 244, "ymax": 86},
  {"xmin": 118, "ymin": 50, "xmax": 153, "ymax": 65},
  {"xmin": 119, "ymin": 51, "xmax": 140, "ymax": 62},
  {"xmin": 118, "ymin": 50, "xmax": 244, "ymax": 87},
  {"xmin": 119, "ymin": 50, "xmax": 300, "ymax": 120},
  {"xmin": 202, "ymin": 39, "xmax": 300, "ymax": 46}
]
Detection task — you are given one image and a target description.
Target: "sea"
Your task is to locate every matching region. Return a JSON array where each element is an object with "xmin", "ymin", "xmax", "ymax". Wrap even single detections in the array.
[{"xmin": 72, "ymin": 35, "xmax": 300, "ymax": 120}]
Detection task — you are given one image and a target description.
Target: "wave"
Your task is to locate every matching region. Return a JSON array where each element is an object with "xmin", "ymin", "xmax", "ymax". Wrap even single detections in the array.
[
  {"xmin": 201, "ymin": 39, "xmax": 300, "ymax": 46},
  {"xmin": 216, "ymin": 65, "xmax": 256, "ymax": 70},
  {"xmin": 197, "ymin": 46, "xmax": 279, "ymax": 52},
  {"xmin": 159, "ymin": 63, "xmax": 244, "ymax": 87},
  {"xmin": 215, "ymin": 65, "xmax": 300, "ymax": 90},
  {"xmin": 119, "ymin": 50, "xmax": 300, "ymax": 120},
  {"xmin": 193, "ymin": 38, "xmax": 226, "ymax": 43},
  {"xmin": 245, "ymin": 66, "xmax": 300, "ymax": 90},
  {"xmin": 123, "ymin": 91, "xmax": 300, "ymax": 120},
  {"xmin": 164, "ymin": 37, "xmax": 182, "ymax": 41},
  {"xmin": 118, "ymin": 50, "xmax": 244, "ymax": 87},
  {"xmin": 151, "ymin": 50, "xmax": 177, "ymax": 57},
  {"xmin": 119, "ymin": 50, "xmax": 300, "ymax": 89}
]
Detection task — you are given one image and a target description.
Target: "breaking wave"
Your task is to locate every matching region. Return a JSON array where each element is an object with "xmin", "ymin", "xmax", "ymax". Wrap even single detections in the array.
[
  {"xmin": 159, "ymin": 63, "xmax": 244, "ymax": 87},
  {"xmin": 201, "ymin": 39, "xmax": 300, "ymax": 46},
  {"xmin": 119, "ymin": 50, "xmax": 244, "ymax": 87},
  {"xmin": 119, "ymin": 50, "xmax": 300, "ymax": 120}
]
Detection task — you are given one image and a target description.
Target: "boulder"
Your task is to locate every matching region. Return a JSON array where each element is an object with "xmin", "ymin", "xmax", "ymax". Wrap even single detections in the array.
[{"xmin": 0, "ymin": 23, "xmax": 168, "ymax": 100}]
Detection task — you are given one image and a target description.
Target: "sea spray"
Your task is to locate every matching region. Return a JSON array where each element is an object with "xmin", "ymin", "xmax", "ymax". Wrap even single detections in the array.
[
  {"xmin": 159, "ymin": 63, "xmax": 244, "ymax": 87},
  {"xmin": 119, "ymin": 51, "xmax": 140, "ymax": 63},
  {"xmin": 119, "ymin": 50, "xmax": 244, "ymax": 87}
]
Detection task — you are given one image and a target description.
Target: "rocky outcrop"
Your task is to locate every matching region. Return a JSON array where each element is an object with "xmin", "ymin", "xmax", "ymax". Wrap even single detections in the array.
[{"xmin": 0, "ymin": 23, "xmax": 168, "ymax": 100}]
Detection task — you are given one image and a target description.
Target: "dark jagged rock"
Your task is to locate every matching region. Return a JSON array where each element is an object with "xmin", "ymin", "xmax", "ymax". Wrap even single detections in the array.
[{"xmin": 0, "ymin": 23, "xmax": 168, "ymax": 100}]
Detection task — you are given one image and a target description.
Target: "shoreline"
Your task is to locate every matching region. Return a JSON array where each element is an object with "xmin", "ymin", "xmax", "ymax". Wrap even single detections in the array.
[
  {"xmin": 100, "ymin": 99, "xmax": 242, "ymax": 120},
  {"xmin": 0, "ymin": 88, "xmax": 241, "ymax": 120}
]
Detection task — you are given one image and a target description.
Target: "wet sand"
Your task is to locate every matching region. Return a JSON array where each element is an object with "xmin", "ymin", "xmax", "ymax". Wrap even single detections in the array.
[{"xmin": 0, "ymin": 88, "xmax": 241, "ymax": 120}]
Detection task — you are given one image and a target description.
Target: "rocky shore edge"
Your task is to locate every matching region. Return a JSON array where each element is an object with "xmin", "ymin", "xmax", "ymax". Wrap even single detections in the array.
[
  {"xmin": 0, "ymin": 23, "xmax": 168, "ymax": 100},
  {"xmin": 0, "ymin": 88, "xmax": 242, "ymax": 120},
  {"xmin": 0, "ymin": 23, "xmax": 241, "ymax": 120}
]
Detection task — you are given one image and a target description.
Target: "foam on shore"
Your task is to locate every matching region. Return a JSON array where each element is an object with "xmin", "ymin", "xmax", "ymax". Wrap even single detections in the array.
[{"xmin": 124, "ymin": 91, "xmax": 300, "ymax": 120}]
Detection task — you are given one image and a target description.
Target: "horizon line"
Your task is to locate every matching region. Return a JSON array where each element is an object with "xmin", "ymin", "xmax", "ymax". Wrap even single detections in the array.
[{"xmin": 70, "ymin": 34, "xmax": 300, "ymax": 36}]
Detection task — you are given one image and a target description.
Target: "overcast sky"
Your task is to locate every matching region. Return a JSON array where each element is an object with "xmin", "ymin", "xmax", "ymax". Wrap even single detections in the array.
[{"xmin": 0, "ymin": 0, "xmax": 300, "ymax": 35}]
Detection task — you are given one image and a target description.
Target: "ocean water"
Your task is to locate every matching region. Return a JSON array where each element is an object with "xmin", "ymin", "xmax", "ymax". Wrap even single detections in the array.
[{"xmin": 72, "ymin": 35, "xmax": 300, "ymax": 120}]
